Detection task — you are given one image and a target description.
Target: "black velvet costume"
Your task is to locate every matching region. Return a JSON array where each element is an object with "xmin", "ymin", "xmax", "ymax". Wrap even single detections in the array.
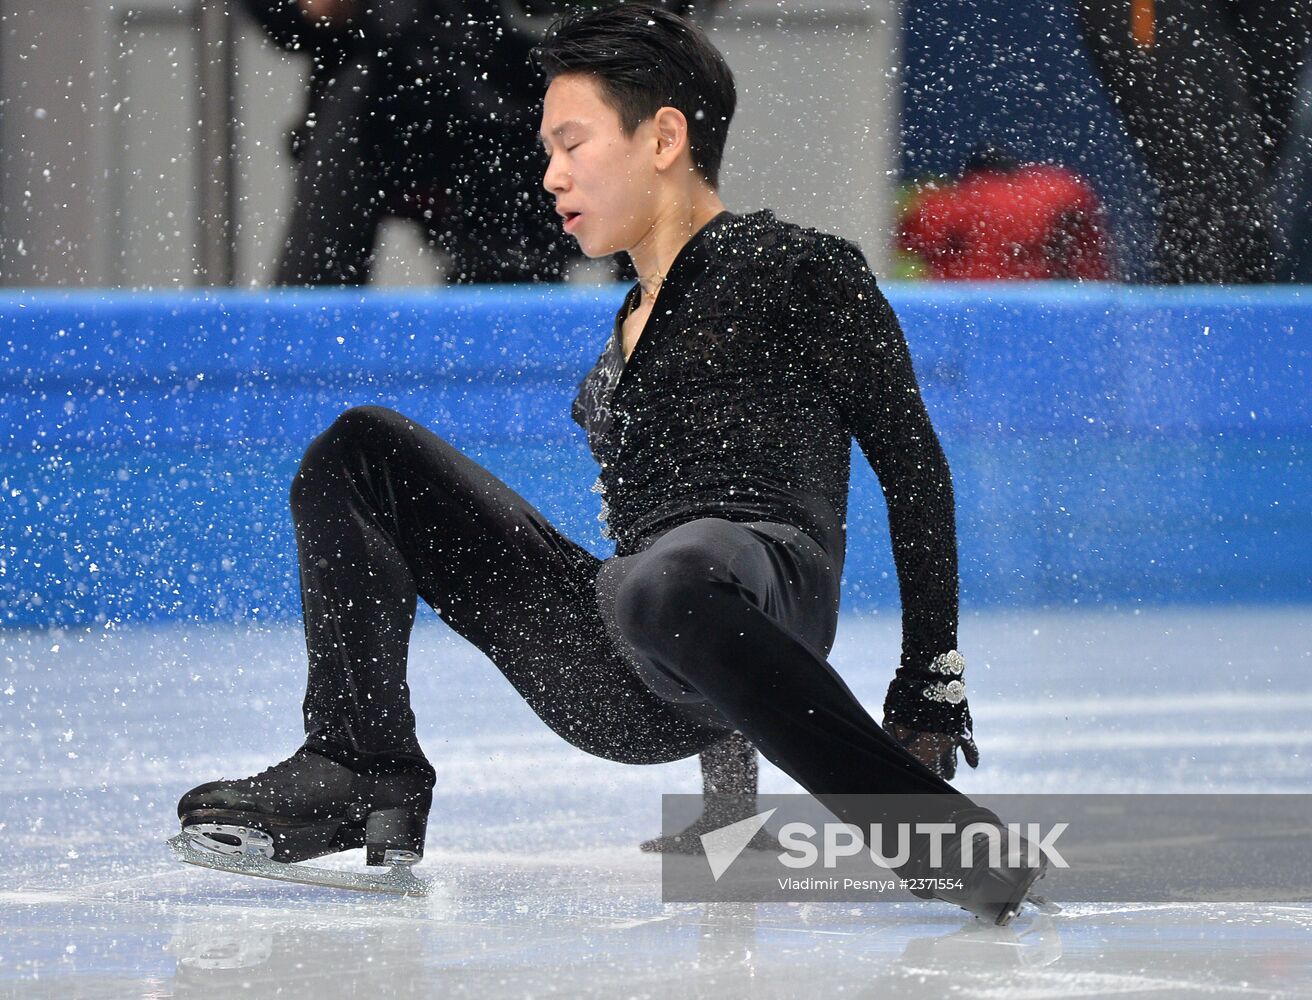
[
  {"xmin": 572, "ymin": 208, "xmax": 966, "ymax": 734},
  {"xmin": 289, "ymin": 209, "xmax": 979, "ymax": 848}
]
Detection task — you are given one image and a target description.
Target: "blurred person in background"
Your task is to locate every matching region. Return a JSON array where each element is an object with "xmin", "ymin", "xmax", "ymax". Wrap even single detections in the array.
[
  {"xmin": 897, "ymin": 144, "xmax": 1115, "ymax": 281},
  {"xmin": 1075, "ymin": 0, "xmax": 1312, "ymax": 284},
  {"xmin": 1272, "ymin": 52, "xmax": 1312, "ymax": 282},
  {"xmin": 240, "ymin": 0, "xmax": 605, "ymax": 285}
]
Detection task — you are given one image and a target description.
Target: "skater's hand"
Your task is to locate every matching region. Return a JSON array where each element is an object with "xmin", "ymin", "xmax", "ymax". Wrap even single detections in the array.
[{"xmin": 883, "ymin": 721, "xmax": 979, "ymax": 781}]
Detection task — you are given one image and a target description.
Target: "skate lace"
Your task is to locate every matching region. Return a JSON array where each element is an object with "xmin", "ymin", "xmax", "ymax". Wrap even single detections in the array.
[{"xmin": 246, "ymin": 747, "xmax": 316, "ymax": 783}]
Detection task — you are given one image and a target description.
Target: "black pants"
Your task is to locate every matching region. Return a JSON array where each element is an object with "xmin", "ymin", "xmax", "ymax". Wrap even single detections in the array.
[{"xmin": 289, "ymin": 406, "xmax": 971, "ymax": 821}]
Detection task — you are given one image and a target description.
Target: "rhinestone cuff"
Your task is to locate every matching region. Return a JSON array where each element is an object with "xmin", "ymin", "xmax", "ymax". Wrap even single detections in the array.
[
  {"xmin": 928, "ymin": 650, "xmax": 965, "ymax": 676},
  {"xmin": 922, "ymin": 679, "xmax": 966, "ymax": 704},
  {"xmin": 920, "ymin": 650, "xmax": 966, "ymax": 704}
]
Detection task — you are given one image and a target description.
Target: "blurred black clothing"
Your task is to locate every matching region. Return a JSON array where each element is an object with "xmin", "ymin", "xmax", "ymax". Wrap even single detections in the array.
[
  {"xmin": 240, "ymin": 0, "xmax": 543, "ymax": 144},
  {"xmin": 240, "ymin": 0, "xmax": 609, "ymax": 284},
  {"xmin": 572, "ymin": 209, "xmax": 965, "ymax": 734},
  {"xmin": 1076, "ymin": 0, "xmax": 1312, "ymax": 284}
]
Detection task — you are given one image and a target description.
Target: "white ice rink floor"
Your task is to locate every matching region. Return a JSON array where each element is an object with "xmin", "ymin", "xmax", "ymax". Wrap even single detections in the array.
[{"xmin": 2, "ymin": 604, "xmax": 1310, "ymax": 998}]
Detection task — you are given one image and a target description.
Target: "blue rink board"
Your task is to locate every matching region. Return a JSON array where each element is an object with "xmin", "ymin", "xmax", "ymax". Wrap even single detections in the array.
[{"xmin": 0, "ymin": 284, "xmax": 1308, "ymax": 627}]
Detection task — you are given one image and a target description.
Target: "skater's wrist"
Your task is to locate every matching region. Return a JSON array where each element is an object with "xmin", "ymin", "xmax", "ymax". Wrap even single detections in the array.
[
  {"xmin": 884, "ymin": 650, "xmax": 972, "ymax": 735},
  {"xmin": 882, "ymin": 690, "xmax": 971, "ymax": 734}
]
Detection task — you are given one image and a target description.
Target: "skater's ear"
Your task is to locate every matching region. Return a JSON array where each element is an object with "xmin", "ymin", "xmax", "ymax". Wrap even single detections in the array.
[{"xmin": 651, "ymin": 107, "xmax": 692, "ymax": 175}]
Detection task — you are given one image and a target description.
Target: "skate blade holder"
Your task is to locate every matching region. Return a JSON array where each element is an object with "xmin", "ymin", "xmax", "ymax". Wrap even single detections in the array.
[
  {"xmin": 183, "ymin": 822, "xmax": 276, "ymax": 859},
  {"xmin": 169, "ymin": 828, "xmax": 432, "ymax": 897}
]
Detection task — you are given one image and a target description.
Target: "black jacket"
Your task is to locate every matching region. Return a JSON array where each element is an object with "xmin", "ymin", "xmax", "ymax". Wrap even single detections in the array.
[
  {"xmin": 239, "ymin": 0, "xmax": 543, "ymax": 137},
  {"xmin": 572, "ymin": 208, "xmax": 964, "ymax": 732}
]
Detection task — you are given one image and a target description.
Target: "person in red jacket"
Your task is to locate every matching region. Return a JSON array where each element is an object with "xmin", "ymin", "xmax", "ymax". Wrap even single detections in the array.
[{"xmin": 899, "ymin": 145, "xmax": 1116, "ymax": 281}]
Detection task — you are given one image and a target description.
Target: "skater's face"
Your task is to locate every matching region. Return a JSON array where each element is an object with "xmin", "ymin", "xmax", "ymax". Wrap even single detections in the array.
[{"xmin": 539, "ymin": 73, "xmax": 680, "ymax": 258}]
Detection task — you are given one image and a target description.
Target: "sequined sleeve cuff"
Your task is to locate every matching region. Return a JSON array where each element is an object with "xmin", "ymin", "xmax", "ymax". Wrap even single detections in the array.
[{"xmin": 882, "ymin": 650, "xmax": 974, "ymax": 735}]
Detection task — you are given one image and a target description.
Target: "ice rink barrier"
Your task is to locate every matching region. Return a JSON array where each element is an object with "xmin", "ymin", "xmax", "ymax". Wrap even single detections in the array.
[{"xmin": 1, "ymin": 283, "xmax": 1307, "ymax": 627}]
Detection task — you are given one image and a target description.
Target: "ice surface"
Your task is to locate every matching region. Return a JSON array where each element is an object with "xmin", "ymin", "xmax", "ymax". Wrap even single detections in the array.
[{"xmin": 2, "ymin": 605, "xmax": 1310, "ymax": 997}]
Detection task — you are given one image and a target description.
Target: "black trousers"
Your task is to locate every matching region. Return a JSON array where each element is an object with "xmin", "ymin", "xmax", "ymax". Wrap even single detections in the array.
[{"xmin": 289, "ymin": 406, "xmax": 972, "ymax": 822}]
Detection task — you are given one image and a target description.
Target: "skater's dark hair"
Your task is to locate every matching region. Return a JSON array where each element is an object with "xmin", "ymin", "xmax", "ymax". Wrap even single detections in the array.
[{"xmin": 530, "ymin": 1, "xmax": 736, "ymax": 190}]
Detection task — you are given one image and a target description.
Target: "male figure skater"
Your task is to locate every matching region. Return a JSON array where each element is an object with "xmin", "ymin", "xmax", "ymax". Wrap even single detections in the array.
[{"xmin": 177, "ymin": 0, "xmax": 1042, "ymax": 923}]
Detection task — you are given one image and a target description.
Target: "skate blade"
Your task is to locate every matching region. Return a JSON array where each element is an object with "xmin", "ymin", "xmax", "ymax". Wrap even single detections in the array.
[
  {"xmin": 995, "ymin": 864, "xmax": 1051, "ymax": 926},
  {"xmin": 1024, "ymin": 890, "xmax": 1062, "ymax": 916},
  {"xmin": 167, "ymin": 833, "xmax": 431, "ymax": 897}
]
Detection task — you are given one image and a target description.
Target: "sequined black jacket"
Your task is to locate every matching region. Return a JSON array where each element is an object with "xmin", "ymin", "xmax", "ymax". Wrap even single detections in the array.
[{"xmin": 571, "ymin": 208, "xmax": 965, "ymax": 732}]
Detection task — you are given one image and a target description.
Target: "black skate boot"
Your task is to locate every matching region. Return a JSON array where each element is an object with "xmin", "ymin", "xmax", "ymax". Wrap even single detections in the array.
[
  {"xmin": 176, "ymin": 745, "xmax": 434, "ymax": 868},
  {"xmin": 909, "ymin": 808, "xmax": 1053, "ymax": 926}
]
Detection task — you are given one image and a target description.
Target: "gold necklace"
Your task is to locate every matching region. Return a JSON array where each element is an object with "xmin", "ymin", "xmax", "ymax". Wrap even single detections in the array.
[{"xmin": 639, "ymin": 271, "xmax": 665, "ymax": 303}]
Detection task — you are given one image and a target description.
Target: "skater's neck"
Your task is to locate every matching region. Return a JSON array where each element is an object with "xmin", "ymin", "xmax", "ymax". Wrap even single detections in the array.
[{"xmin": 627, "ymin": 193, "xmax": 728, "ymax": 306}]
